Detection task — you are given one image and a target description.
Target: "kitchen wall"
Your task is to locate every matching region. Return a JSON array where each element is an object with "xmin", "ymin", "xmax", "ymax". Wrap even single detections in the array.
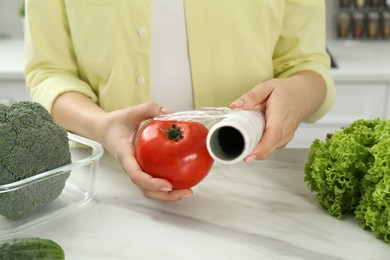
[
  {"xmin": 327, "ymin": 0, "xmax": 339, "ymax": 39},
  {"xmin": 0, "ymin": 0, "xmax": 24, "ymax": 38}
]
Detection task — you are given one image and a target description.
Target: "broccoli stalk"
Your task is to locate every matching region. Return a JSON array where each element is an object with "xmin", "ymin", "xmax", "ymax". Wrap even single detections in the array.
[
  {"xmin": 0, "ymin": 101, "xmax": 71, "ymax": 219},
  {"xmin": 304, "ymin": 118, "xmax": 390, "ymax": 243}
]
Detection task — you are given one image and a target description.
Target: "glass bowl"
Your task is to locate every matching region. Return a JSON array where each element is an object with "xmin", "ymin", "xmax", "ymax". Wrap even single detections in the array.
[{"xmin": 0, "ymin": 133, "xmax": 104, "ymax": 237}]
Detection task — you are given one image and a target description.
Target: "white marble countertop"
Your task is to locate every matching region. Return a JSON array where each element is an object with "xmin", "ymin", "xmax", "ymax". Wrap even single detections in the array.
[{"xmin": 5, "ymin": 149, "xmax": 389, "ymax": 260}]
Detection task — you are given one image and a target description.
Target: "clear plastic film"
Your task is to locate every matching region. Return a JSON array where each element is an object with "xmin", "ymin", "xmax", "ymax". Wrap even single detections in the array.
[{"xmin": 153, "ymin": 107, "xmax": 265, "ymax": 164}]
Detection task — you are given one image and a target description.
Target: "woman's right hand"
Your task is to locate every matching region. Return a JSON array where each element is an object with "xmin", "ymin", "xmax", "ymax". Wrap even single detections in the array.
[
  {"xmin": 52, "ymin": 92, "xmax": 192, "ymax": 201},
  {"xmin": 99, "ymin": 102, "xmax": 194, "ymax": 201}
]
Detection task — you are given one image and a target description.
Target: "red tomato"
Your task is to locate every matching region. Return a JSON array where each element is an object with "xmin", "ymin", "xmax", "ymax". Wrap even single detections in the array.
[{"xmin": 135, "ymin": 120, "xmax": 214, "ymax": 189}]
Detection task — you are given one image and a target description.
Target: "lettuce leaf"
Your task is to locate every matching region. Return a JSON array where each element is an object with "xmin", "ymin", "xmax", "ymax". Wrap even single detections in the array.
[{"xmin": 304, "ymin": 118, "xmax": 390, "ymax": 243}]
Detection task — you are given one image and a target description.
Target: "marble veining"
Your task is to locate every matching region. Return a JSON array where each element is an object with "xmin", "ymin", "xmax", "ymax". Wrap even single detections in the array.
[{"xmin": 4, "ymin": 148, "xmax": 387, "ymax": 260}]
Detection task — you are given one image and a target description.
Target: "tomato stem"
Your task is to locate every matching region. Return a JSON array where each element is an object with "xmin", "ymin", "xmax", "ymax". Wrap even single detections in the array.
[{"xmin": 163, "ymin": 124, "xmax": 182, "ymax": 141}]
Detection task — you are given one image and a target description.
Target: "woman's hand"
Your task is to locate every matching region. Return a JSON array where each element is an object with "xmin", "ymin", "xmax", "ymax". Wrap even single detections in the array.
[
  {"xmin": 52, "ymin": 92, "xmax": 192, "ymax": 201},
  {"xmin": 99, "ymin": 103, "xmax": 194, "ymax": 201},
  {"xmin": 230, "ymin": 71, "xmax": 327, "ymax": 162}
]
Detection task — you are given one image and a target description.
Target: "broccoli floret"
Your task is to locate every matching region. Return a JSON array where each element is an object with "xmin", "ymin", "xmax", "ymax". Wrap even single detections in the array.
[
  {"xmin": 0, "ymin": 101, "xmax": 71, "ymax": 219},
  {"xmin": 304, "ymin": 118, "xmax": 390, "ymax": 243}
]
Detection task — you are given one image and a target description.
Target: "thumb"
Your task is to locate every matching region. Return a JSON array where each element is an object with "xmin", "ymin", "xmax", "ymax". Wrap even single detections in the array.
[
  {"xmin": 230, "ymin": 82, "xmax": 274, "ymax": 110},
  {"xmin": 128, "ymin": 102, "xmax": 174, "ymax": 123}
]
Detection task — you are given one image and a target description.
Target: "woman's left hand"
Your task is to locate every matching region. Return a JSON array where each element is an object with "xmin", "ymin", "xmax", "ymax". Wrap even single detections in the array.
[{"xmin": 230, "ymin": 71, "xmax": 327, "ymax": 162}]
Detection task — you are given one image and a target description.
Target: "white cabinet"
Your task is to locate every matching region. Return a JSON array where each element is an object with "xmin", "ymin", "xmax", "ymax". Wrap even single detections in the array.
[
  {"xmin": 317, "ymin": 82, "xmax": 388, "ymax": 124},
  {"xmin": 288, "ymin": 81, "xmax": 389, "ymax": 148}
]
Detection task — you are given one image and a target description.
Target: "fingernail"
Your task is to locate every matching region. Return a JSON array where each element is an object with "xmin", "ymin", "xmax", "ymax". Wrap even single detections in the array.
[
  {"xmin": 161, "ymin": 107, "xmax": 174, "ymax": 114},
  {"xmin": 160, "ymin": 187, "xmax": 172, "ymax": 192},
  {"xmin": 245, "ymin": 154, "xmax": 257, "ymax": 164},
  {"xmin": 181, "ymin": 192, "xmax": 192, "ymax": 199},
  {"xmin": 231, "ymin": 99, "xmax": 245, "ymax": 108}
]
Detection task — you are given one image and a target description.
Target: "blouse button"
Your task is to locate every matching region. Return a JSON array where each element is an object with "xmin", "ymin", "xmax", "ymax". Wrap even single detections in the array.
[
  {"xmin": 137, "ymin": 28, "xmax": 148, "ymax": 37},
  {"xmin": 136, "ymin": 76, "xmax": 146, "ymax": 85}
]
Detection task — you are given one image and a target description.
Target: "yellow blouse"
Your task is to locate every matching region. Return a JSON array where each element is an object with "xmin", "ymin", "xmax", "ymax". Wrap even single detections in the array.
[{"xmin": 24, "ymin": 0, "xmax": 335, "ymax": 122}]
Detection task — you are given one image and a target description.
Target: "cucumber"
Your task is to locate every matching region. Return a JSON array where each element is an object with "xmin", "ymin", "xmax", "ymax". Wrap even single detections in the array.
[{"xmin": 0, "ymin": 237, "xmax": 65, "ymax": 260}]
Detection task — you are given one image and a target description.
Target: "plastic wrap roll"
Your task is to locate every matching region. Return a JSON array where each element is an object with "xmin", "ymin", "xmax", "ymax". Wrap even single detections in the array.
[
  {"xmin": 153, "ymin": 107, "xmax": 265, "ymax": 164},
  {"xmin": 206, "ymin": 109, "xmax": 265, "ymax": 164}
]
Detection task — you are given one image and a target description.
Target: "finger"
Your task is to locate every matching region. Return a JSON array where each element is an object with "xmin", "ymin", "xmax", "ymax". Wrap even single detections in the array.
[
  {"xmin": 246, "ymin": 113, "xmax": 285, "ymax": 161},
  {"xmin": 143, "ymin": 189, "xmax": 193, "ymax": 202},
  {"xmin": 122, "ymin": 155, "xmax": 174, "ymax": 192},
  {"xmin": 253, "ymin": 127, "xmax": 283, "ymax": 160},
  {"xmin": 252, "ymin": 126, "xmax": 294, "ymax": 160},
  {"xmin": 230, "ymin": 82, "xmax": 275, "ymax": 110},
  {"xmin": 129, "ymin": 102, "xmax": 174, "ymax": 123},
  {"xmin": 130, "ymin": 169, "xmax": 174, "ymax": 192}
]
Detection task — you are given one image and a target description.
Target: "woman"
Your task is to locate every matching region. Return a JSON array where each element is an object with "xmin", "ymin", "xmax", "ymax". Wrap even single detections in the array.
[{"xmin": 24, "ymin": 0, "xmax": 335, "ymax": 201}]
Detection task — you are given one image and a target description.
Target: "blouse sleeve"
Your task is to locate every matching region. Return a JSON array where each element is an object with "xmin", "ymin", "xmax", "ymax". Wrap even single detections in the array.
[
  {"xmin": 273, "ymin": 0, "xmax": 336, "ymax": 122},
  {"xmin": 24, "ymin": 0, "xmax": 98, "ymax": 113}
]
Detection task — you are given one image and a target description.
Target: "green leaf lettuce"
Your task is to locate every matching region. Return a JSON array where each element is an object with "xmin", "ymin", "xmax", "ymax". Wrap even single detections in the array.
[{"xmin": 304, "ymin": 118, "xmax": 390, "ymax": 243}]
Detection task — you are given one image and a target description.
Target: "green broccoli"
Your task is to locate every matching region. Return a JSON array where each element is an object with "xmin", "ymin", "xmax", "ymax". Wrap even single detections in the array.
[
  {"xmin": 304, "ymin": 118, "xmax": 390, "ymax": 243},
  {"xmin": 0, "ymin": 101, "xmax": 71, "ymax": 219}
]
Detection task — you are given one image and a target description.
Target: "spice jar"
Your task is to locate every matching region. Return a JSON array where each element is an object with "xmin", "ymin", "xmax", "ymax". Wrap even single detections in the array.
[
  {"xmin": 355, "ymin": 0, "xmax": 366, "ymax": 8},
  {"xmin": 338, "ymin": 11, "xmax": 352, "ymax": 38},
  {"xmin": 382, "ymin": 11, "xmax": 390, "ymax": 39},
  {"xmin": 370, "ymin": 0, "xmax": 381, "ymax": 7},
  {"xmin": 367, "ymin": 11, "xmax": 380, "ymax": 39},
  {"xmin": 340, "ymin": 0, "xmax": 352, "ymax": 7},
  {"xmin": 352, "ymin": 11, "xmax": 366, "ymax": 38}
]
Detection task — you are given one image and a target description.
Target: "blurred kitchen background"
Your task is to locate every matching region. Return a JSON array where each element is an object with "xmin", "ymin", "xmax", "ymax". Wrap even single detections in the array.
[
  {"xmin": 0, "ymin": 0, "xmax": 23, "ymax": 38},
  {"xmin": 328, "ymin": 0, "xmax": 390, "ymax": 40},
  {"xmin": 0, "ymin": 0, "xmax": 389, "ymax": 148}
]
